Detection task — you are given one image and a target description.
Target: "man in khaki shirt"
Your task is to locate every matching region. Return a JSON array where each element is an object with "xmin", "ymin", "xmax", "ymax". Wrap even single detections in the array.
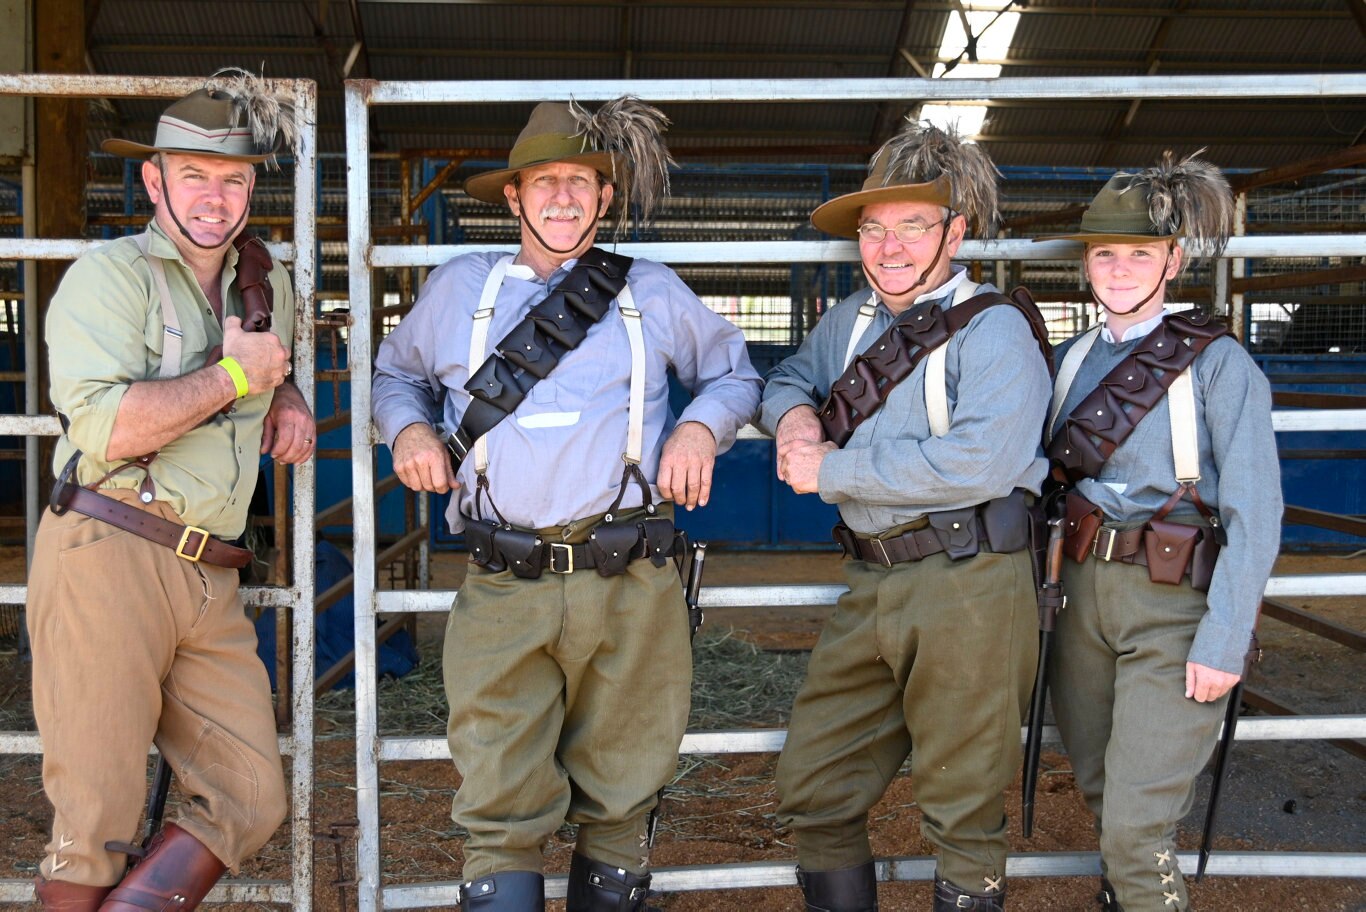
[{"xmin": 27, "ymin": 70, "xmax": 313, "ymax": 911}]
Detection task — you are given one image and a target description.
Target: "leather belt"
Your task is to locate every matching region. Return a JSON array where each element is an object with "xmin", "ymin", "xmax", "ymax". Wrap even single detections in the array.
[
  {"xmin": 836, "ymin": 515, "xmax": 996, "ymax": 567},
  {"xmin": 843, "ymin": 524, "xmax": 965, "ymax": 566},
  {"xmin": 1067, "ymin": 524, "xmax": 1148, "ymax": 566},
  {"xmin": 538, "ymin": 538, "xmax": 676, "ymax": 575},
  {"xmin": 52, "ymin": 484, "xmax": 253, "ymax": 570}
]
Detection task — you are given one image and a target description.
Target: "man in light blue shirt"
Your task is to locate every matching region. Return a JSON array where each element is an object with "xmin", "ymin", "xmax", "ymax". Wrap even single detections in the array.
[{"xmin": 373, "ymin": 98, "xmax": 759, "ymax": 912}]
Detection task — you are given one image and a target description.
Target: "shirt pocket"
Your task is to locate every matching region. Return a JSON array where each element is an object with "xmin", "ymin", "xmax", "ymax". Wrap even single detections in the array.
[
  {"xmin": 522, "ymin": 322, "xmax": 612, "ymax": 417},
  {"xmin": 142, "ymin": 294, "xmax": 210, "ymax": 378}
]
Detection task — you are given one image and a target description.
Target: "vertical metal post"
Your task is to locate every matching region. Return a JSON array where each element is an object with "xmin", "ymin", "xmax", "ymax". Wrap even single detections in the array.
[
  {"xmin": 22, "ymin": 162, "xmax": 38, "ymax": 566},
  {"xmin": 288, "ymin": 79, "xmax": 320, "ymax": 912},
  {"xmin": 1231, "ymin": 191, "xmax": 1248, "ymax": 344},
  {"xmin": 345, "ymin": 81, "xmax": 382, "ymax": 912}
]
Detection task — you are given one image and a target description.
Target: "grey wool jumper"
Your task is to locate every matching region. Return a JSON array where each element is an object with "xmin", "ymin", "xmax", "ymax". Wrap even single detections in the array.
[
  {"xmin": 758, "ymin": 267, "xmax": 1052, "ymax": 534},
  {"xmin": 1049, "ymin": 322, "xmax": 1282, "ymax": 673}
]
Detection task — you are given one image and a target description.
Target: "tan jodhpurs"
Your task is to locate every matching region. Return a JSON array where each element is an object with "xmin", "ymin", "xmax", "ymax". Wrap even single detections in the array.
[{"xmin": 26, "ymin": 492, "xmax": 287, "ymax": 887}]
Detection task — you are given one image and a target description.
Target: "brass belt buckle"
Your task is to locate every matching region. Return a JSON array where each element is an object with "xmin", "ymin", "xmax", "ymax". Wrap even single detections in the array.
[
  {"xmin": 176, "ymin": 525, "xmax": 210, "ymax": 562},
  {"xmin": 871, "ymin": 537, "xmax": 894, "ymax": 568},
  {"xmin": 548, "ymin": 542, "xmax": 574, "ymax": 574},
  {"xmin": 1091, "ymin": 526, "xmax": 1117, "ymax": 562}
]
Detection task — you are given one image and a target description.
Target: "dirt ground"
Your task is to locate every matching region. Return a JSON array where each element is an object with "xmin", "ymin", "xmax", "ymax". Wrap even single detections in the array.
[{"xmin": 0, "ymin": 546, "xmax": 1362, "ymax": 911}]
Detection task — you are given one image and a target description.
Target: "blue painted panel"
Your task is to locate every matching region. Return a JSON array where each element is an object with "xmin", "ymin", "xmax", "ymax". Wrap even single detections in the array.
[{"xmin": 1256, "ymin": 354, "xmax": 1366, "ymax": 550}]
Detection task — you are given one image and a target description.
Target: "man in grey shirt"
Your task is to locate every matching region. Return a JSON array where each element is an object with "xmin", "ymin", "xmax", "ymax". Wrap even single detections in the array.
[
  {"xmin": 373, "ymin": 99, "xmax": 760, "ymax": 911},
  {"xmin": 759, "ymin": 122, "xmax": 1051, "ymax": 911}
]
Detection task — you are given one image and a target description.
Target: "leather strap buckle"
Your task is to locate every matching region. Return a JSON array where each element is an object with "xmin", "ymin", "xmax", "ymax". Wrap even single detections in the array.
[
  {"xmin": 871, "ymin": 537, "xmax": 894, "ymax": 568},
  {"xmin": 1092, "ymin": 526, "xmax": 1118, "ymax": 562},
  {"xmin": 548, "ymin": 542, "xmax": 575, "ymax": 574},
  {"xmin": 175, "ymin": 525, "xmax": 210, "ymax": 562}
]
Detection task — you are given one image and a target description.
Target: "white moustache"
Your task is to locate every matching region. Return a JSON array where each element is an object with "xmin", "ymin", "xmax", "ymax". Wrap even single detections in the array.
[{"xmin": 539, "ymin": 204, "xmax": 585, "ymax": 223}]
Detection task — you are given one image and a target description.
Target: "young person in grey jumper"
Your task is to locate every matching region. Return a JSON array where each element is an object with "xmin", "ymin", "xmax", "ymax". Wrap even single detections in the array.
[
  {"xmin": 1038, "ymin": 154, "xmax": 1281, "ymax": 912},
  {"xmin": 759, "ymin": 121, "xmax": 1052, "ymax": 912}
]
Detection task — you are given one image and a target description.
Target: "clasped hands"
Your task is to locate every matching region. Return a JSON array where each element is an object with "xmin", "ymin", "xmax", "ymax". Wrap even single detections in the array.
[{"xmin": 775, "ymin": 406, "xmax": 835, "ymax": 495}]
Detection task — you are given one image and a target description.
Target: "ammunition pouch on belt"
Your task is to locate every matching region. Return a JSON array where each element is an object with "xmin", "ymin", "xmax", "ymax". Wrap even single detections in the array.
[
  {"xmin": 466, "ymin": 514, "xmax": 680, "ymax": 579},
  {"xmin": 834, "ymin": 489, "xmax": 1034, "ymax": 567},
  {"xmin": 1063, "ymin": 493, "xmax": 1220, "ymax": 592}
]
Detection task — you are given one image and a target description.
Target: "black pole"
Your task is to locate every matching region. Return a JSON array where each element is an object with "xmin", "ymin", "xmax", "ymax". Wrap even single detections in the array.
[{"xmin": 1022, "ymin": 516, "xmax": 1066, "ymax": 838}]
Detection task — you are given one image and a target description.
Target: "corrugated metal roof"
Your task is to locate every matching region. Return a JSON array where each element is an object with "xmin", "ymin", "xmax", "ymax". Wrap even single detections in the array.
[{"xmin": 75, "ymin": 0, "xmax": 1364, "ymax": 169}]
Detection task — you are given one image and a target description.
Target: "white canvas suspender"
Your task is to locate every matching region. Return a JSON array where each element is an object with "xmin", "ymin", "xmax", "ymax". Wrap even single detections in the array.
[
  {"xmin": 1049, "ymin": 323, "xmax": 1201, "ymax": 484},
  {"xmin": 468, "ymin": 257, "xmax": 646, "ymax": 469},
  {"xmin": 924, "ymin": 278, "xmax": 983, "ymax": 437},
  {"xmin": 1168, "ymin": 367, "xmax": 1201, "ymax": 483},
  {"xmin": 134, "ymin": 231, "xmax": 184, "ymax": 379},
  {"xmin": 841, "ymin": 292, "xmax": 880, "ymax": 370},
  {"xmin": 617, "ymin": 285, "xmax": 647, "ymax": 464},
  {"xmin": 467, "ymin": 255, "xmax": 514, "ymax": 474},
  {"xmin": 1046, "ymin": 326, "xmax": 1101, "ymax": 444}
]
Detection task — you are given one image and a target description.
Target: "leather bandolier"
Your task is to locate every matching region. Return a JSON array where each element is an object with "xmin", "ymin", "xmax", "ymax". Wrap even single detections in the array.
[
  {"xmin": 817, "ymin": 286, "xmax": 1053, "ymax": 447},
  {"xmin": 443, "ymin": 247, "xmax": 632, "ymax": 467},
  {"xmin": 1047, "ymin": 312, "xmax": 1231, "ymax": 591},
  {"xmin": 818, "ymin": 286, "xmax": 1054, "ymax": 570}
]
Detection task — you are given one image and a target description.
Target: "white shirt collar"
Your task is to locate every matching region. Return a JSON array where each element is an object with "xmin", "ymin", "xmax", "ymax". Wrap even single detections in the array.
[
  {"xmin": 873, "ymin": 264, "xmax": 968, "ymax": 312},
  {"xmin": 504, "ymin": 256, "xmax": 579, "ymax": 283},
  {"xmin": 1101, "ymin": 306, "xmax": 1169, "ymax": 344}
]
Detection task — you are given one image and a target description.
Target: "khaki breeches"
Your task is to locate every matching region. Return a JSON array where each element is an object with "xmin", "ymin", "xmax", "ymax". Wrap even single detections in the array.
[{"xmin": 27, "ymin": 492, "xmax": 287, "ymax": 887}]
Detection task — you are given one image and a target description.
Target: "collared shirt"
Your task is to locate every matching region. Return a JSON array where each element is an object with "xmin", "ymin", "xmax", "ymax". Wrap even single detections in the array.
[
  {"xmin": 372, "ymin": 251, "xmax": 762, "ymax": 533},
  {"xmin": 1050, "ymin": 327, "xmax": 1282, "ymax": 673},
  {"xmin": 758, "ymin": 265, "xmax": 1052, "ymax": 533},
  {"xmin": 46, "ymin": 220, "xmax": 295, "ymax": 538},
  {"xmin": 1099, "ymin": 306, "xmax": 1168, "ymax": 344}
]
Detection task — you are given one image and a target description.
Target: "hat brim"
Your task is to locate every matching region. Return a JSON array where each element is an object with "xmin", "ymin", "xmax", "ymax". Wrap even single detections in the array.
[
  {"xmin": 101, "ymin": 137, "xmax": 273, "ymax": 164},
  {"xmin": 1031, "ymin": 229, "xmax": 1180, "ymax": 245},
  {"xmin": 810, "ymin": 178, "xmax": 952, "ymax": 239},
  {"xmin": 464, "ymin": 150, "xmax": 620, "ymax": 205}
]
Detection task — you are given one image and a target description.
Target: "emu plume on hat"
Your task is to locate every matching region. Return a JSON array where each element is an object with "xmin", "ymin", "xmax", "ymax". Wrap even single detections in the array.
[
  {"xmin": 1036, "ymin": 151, "xmax": 1234, "ymax": 262},
  {"xmin": 464, "ymin": 96, "xmax": 676, "ymax": 237},
  {"xmin": 811, "ymin": 120, "xmax": 1000, "ymax": 239},
  {"xmin": 102, "ymin": 67, "xmax": 297, "ymax": 170}
]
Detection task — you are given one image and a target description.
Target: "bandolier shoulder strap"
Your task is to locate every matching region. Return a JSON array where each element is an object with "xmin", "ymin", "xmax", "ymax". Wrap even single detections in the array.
[
  {"xmin": 448, "ymin": 247, "xmax": 633, "ymax": 466},
  {"xmin": 818, "ymin": 286, "xmax": 1053, "ymax": 447},
  {"xmin": 1047, "ymin": 311, "xmax": 1228, "ymax": 485}
]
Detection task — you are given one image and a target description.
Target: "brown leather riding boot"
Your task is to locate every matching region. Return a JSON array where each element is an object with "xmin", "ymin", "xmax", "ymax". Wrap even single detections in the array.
[
  {"xmin": 33, "ymin": 876, "xmax": 113, "ymax": 911},
  {"xmin": 98, "ymin": 823, "xmax": 226, "ymax": 911}
]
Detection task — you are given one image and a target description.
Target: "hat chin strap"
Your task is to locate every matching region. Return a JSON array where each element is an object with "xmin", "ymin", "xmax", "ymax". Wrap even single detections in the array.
[
  {"xmin": 862, "ymin": 215, "xmax": 952, "ymax": 304},
  {"xmin": 1087, "ymin": 244, "xmax": 1173, "ymax": 318},
  {"xmin": 515, "ymin": 188, "xmax": 606, "ymax": 257},
  {"xmin": 158, "ymin": 157, "xmax": 250, "ymax": 251}
]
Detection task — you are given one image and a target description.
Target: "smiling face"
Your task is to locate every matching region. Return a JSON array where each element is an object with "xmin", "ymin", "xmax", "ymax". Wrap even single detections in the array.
[
  {"xmin": 143, "ymin": 153, "xmax": 255, "ymax": 252},
  {"xmin": 1085, "ymin": 239, "xmax": 1183, "ymax": 321},
  {"xmin": 856, "ymin": 200, "xmax": 965, "ymax": 311},
  {"xmin": 505, "ymin": 161, "xmax": 614, "ymax": 273}
]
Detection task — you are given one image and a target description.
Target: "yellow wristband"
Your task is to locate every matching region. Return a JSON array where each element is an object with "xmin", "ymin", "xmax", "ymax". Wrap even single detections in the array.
[{"xmin": 218, "ymin": 357, "xmax": 250, "ymax": 399}]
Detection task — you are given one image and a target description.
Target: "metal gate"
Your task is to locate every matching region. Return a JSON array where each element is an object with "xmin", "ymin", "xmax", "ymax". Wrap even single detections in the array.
[
  {"xmin": 344, "ymin": 75, "xmax": 1366, "ymax": 910},
  {"xmin": 0, "ymin": 73, "xmax": 319, "ymax": 908}
]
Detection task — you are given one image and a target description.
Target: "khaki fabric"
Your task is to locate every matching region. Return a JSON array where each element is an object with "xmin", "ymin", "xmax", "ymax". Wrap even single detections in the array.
[
  {"xmin": 776, "ymin": 550, "xmax": 1038, "ymax": 893},
  {"xmin": 27, "ymin": 491, "xmax": 287, "ymax": 887},
  {"xmin": 444, "ymin": 521, "xmax": 691, "ymax": 880},
  {"xmin": 46, "ymin": 220, "xmax": 295, "ymax": 538},
  {"xmin": 1051, "ymin": 557, "xmax": 1228, "ymax": 912}
]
